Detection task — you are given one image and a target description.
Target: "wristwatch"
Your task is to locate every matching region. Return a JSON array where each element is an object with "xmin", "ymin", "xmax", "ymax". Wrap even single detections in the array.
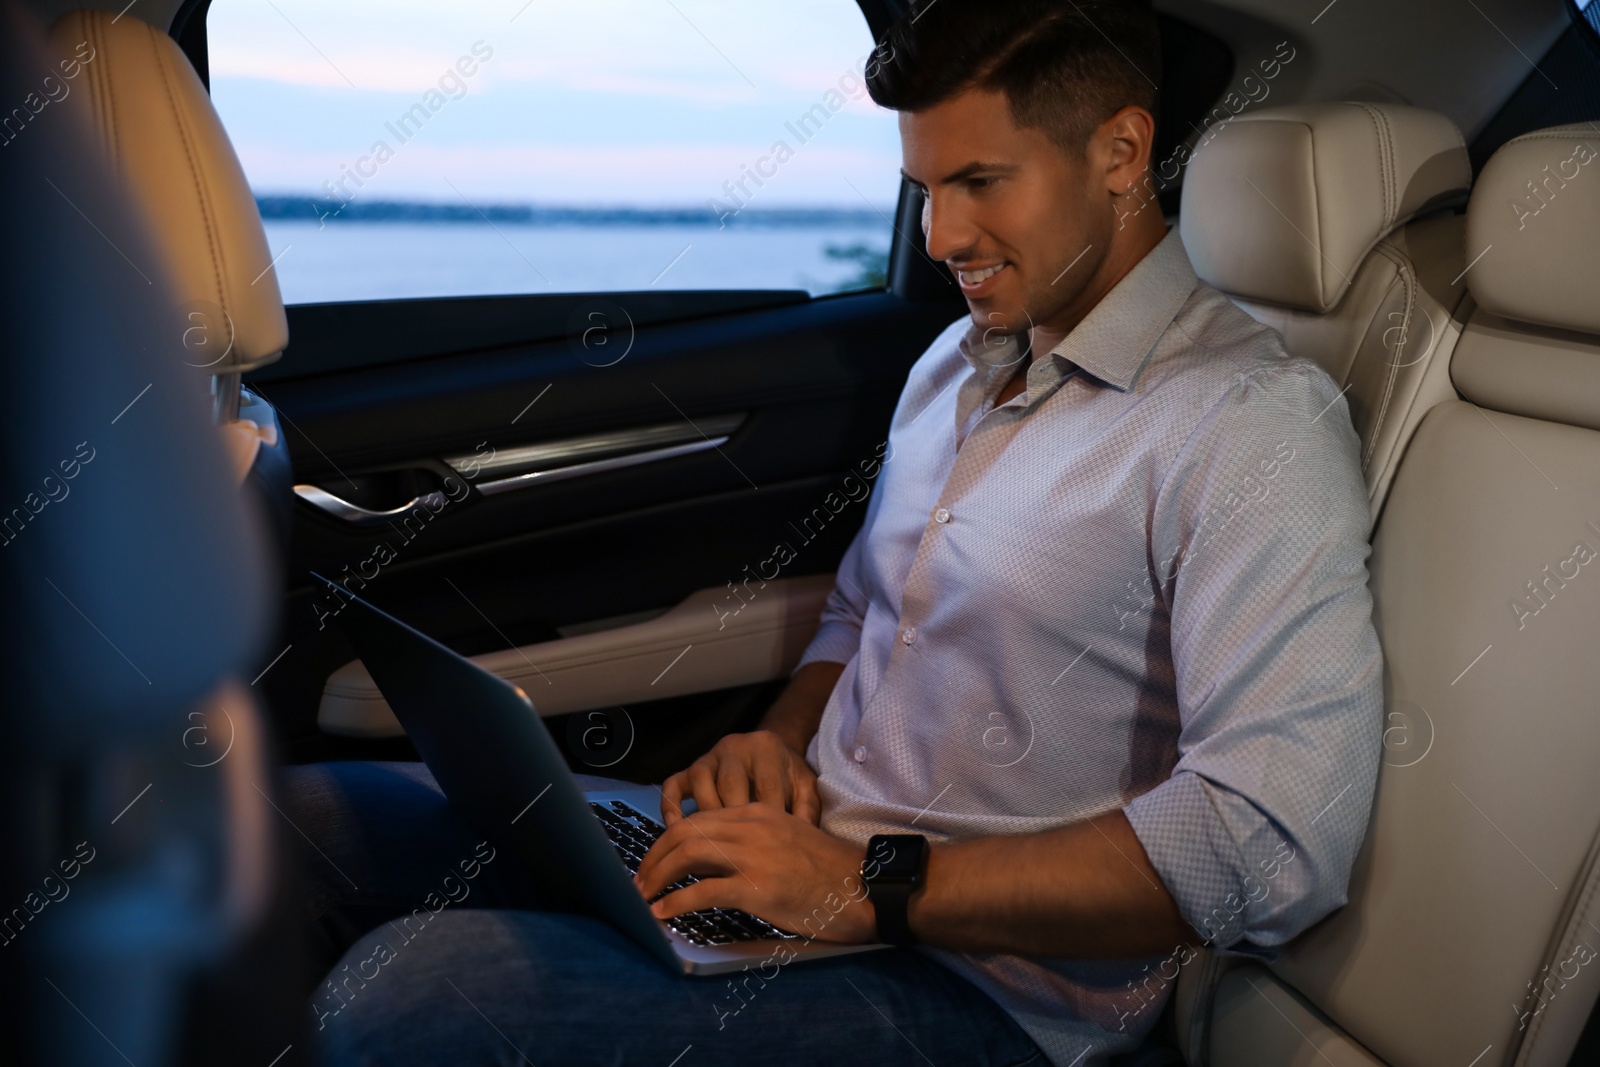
[{"xmin": 861, "ymin": 834, "xmax": 929, "ymax": 946}]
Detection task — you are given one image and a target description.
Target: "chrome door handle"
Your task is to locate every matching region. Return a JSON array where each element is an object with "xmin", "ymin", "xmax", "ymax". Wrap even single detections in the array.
[
  {"xmin": 442, "ymin": 414, "xmax": 745, "ymax": 496},
  {"xmin": 293, "ymin": 484, "xmax": 447, "ymax": 526},
  {"xmin": 471, "ymin": 437, "xmax": 731, "ymax": 496}
]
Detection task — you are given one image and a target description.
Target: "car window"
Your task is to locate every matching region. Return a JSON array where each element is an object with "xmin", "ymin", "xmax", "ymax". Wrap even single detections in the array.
[{"xmin": 207, "ymin": 0, "xmax": 900, "ymax": 303}]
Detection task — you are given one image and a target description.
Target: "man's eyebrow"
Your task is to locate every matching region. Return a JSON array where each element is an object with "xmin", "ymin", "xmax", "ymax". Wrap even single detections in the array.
[{"xmin": 900, "ymin": 161, "xmax": 1018, "ymax": 187}]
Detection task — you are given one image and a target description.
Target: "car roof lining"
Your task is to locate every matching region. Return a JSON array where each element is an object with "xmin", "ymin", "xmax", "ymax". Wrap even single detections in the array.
[{"xmin": 17, "ymin": 0, "xmax": 1574, "ymax": 150}]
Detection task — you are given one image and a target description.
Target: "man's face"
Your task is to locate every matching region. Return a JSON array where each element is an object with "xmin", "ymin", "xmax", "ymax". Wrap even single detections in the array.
[{"xmin": 900, "ymin": 87, "xmax": 1109, "ymax": 342}]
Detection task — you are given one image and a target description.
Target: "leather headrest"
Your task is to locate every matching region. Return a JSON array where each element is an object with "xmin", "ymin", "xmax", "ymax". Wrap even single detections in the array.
[
  {"xmin": 1465, "ymin": 124, "xmax": 1600, "ymax": 336},
  {"xmin": 46, "ymin": 11, "xmax": 287, "ymax": 373},
  {"xmin": 1180, "ymin": 102, "xmax": 1470, "ymax": 313}
]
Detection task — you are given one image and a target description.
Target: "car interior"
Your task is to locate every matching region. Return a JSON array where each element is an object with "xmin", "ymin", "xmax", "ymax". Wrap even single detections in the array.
[{"xmin": 3, "ymin": 0, "xmax": 1599, "ymax": 1064}]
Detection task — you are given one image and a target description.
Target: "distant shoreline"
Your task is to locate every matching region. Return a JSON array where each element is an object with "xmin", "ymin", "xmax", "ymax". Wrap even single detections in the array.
[{"xmin": 256, "ymin": 195, "xmax": 886, "ymax": 228}]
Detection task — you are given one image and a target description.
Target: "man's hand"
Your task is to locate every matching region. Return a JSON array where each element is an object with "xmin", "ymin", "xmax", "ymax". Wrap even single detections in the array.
[
  {"xmin": 633, "ymin": 804, "xmax": 875, "ymax": 944},
  {"xmin": 660, "ymin": 729, "xmax": 821, "ymax": 827}
]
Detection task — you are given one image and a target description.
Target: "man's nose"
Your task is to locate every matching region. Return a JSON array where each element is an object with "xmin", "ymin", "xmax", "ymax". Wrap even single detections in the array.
[{"xmin": 921, "ymin": 192, "xmax": 978, "ymax": 266}]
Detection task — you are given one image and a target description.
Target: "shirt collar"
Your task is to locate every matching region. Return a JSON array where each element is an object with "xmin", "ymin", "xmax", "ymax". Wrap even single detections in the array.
[{"xmin": 955, "ymin": 226, "xmax": 1198, "ymax": 396}]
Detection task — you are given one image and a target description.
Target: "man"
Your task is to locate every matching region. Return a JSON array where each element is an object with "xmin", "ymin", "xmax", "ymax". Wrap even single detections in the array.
[{"xmin": 288, "ymin": 1, "xmax": 1383, "ymax": 1064}]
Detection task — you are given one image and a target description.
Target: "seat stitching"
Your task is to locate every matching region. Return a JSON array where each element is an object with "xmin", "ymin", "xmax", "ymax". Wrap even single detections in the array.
[
  {"xmin": 1379, "ymin": 108, "xmax": 1396, "ymax": 227},
  {"xmin": 1507, "ymin": 128, "xmax": 1600, "ymax": 146},
  {"xmin": 1364, "ymin": 242, "xmax": 1413, "ymax": 475},
  {"xmin": 1349, "ymin": 102, "xmax": 1394, "ymax": 231},
  {"xmin": 1370, "ymin": 104, "xmax": 1394, "ymax": 228},
  {"xmin": 1517, "ymin": 839, "xmax": 1600, "ymax": 1060},
  {"xmin": 1306, "ymin": 120, "xmax": 1329, "ymax": 308},
  {"xmin": 1365, "ymin": 245, "xmax": 1413, "ymax": 465},
  {"xmin": 151, "ymin": 30, "xmax": 229, "ymax": 315}
]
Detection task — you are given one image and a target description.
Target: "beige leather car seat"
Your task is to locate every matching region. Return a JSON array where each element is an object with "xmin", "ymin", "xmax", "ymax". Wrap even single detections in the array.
[
  {"xmin": 1180, "ymin": 102, "xmax": 1474, "ymax": 521},
  {"xmin": 1176, "ymin": 122, "xmax": 1600, "ymax": 1067},
  {"xmin": 46, "ymin": 10, "xmax": 288, "ymax": 479}
]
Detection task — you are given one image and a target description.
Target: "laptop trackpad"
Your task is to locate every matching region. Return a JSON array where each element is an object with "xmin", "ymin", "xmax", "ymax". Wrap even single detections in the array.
[{"xmin": 577, "ymin": 777, "xmax": 695, "ymax": 819}]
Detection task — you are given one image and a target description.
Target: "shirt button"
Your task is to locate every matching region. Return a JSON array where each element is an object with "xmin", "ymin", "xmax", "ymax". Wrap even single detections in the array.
[
  {"xmin": 853, "ymin": 745, "xmax": 868, "ymax": 763},
  {"xmin": 933, "ymin": 507, "xmax": 951, "ymax": 524},
  {"xmin": 900, "ymin": 626, "xmax": 916, "ymax": 645}
]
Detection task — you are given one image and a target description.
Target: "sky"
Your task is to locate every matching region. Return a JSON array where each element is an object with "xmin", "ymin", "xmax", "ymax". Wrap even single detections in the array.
[{"xmin": 208, "ymin": 0, "xmax": 906, "ymax": 210}]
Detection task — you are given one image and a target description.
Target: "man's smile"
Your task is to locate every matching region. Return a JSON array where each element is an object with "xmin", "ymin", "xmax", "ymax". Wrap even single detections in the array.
[{"xmin": 955, "ymin": 259, "xmax": 1012, "ymax": 295}]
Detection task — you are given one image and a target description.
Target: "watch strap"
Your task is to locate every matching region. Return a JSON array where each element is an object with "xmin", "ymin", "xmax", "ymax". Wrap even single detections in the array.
[
  {"xmin": 863, "ymin": 834, "xmax": 928, "ymax": 947},
  {"xmin": 873, "ymin": 879, "xmax": 917, "ymax": 946}
]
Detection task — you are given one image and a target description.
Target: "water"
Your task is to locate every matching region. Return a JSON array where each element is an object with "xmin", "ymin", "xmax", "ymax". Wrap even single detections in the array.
[{"xmin": 259, "ymin": 219, "xmax": 892, "ymax": 304}]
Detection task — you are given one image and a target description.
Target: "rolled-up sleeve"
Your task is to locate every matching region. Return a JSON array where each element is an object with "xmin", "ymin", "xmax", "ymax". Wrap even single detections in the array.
[{"xmin": 1121, "ymin": 360, "xmax": 1384, "ymax": 962}]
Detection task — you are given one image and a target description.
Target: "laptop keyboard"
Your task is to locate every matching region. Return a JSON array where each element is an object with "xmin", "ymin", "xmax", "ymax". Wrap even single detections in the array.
[{"xmin": 589, "ymin": 800, "xmax": 800, "ymax": 945}]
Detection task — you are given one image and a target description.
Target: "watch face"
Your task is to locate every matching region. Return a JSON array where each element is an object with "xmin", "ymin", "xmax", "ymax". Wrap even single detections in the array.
[{"xmin": 866, "ymin": 835, "xmax": 926, "ymax": 882}]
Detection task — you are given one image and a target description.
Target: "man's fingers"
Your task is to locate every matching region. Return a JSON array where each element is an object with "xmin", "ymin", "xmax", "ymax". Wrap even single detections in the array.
[
  {"xmin": 636, "ymin": 833, "xmax": 730, "ymax": 900},
  {"xmin": 686, "ymin": 762, "xmax": 724, "ymax": 815},
  {"xmin": 715, "ymin": 759, "xmax": 751, "ymax": 808},
  {"xmin": 633, "ymin": 820, "xmax": 690, "ymax": 894},
  {"xmin": 790, "ymin": 773, "xmax": 822, "ymax": 826},
  {"xmin": 647, "ymin": 876, "xmax": 742, "ymax": 921},
  {"xmin": 634, "ymin": 808, "xmax": 735, "ymax": 890},
  {"xmin": 660, "ymin": 772, "xmax": 689, "ymax": 825},
  {"xmin": 751, "ymin": 756, "xmax": 787, "ymax": 810}
]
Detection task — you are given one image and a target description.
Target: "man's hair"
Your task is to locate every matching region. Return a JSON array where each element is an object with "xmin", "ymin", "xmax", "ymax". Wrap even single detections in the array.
[{"xmin": 866, "ymin": 0, "xmax": 1161, "ymax": 155}]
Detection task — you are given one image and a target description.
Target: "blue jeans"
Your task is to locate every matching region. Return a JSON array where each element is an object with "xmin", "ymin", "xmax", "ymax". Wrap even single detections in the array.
[{"xmin": 284, "ymin": 760, "xmax": 1048, "ymax": 1066}]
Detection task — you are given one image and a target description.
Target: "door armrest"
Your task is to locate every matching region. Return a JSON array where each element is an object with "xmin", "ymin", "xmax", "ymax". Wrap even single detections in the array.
[{"xmin": 317, "ymin": 572, "xmax": 836, "ymax": 738}]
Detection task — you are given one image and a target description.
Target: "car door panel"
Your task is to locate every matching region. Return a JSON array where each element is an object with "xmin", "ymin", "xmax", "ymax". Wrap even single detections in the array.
[{"xmin": 250, "ymin": 285, "xmax": 964, "ymax": 760}]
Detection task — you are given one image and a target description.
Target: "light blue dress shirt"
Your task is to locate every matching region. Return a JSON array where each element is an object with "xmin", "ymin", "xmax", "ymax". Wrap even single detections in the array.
[{"xmin": 793, "ymin": 227, "xmax": 1384, "ymax": 1065}]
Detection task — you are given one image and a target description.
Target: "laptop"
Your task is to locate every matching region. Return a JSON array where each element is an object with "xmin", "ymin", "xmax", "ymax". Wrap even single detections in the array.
[{"xmin": 314, "ymin": 574, "xmax": 884, "ymax": 976}]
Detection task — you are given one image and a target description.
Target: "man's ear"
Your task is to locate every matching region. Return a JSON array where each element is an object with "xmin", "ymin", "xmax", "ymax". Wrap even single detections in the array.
[{"xmin": 1097, "ymin": 105, "xmax": 1157, "ymax": 197}]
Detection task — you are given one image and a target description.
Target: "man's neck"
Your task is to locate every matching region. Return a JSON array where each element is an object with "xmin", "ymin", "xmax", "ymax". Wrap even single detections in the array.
[{"xmin": 1029, "ymin": 222, "xmax": 1168, "ymax": 360}]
